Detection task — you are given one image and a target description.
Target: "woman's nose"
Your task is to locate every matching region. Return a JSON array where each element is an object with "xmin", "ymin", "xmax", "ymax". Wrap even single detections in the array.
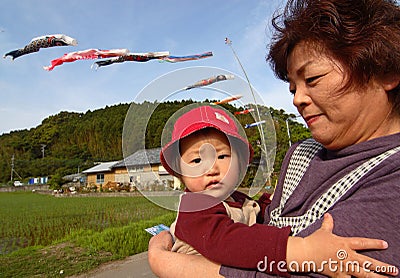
[{"xmin": 292, "ymin": 86, "xmax": 311, "ymax": 109}]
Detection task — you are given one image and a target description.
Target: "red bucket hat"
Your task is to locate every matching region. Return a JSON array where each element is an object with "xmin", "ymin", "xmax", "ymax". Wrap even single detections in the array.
[{"xmin": 160, "ymin": 105, "xmax": 253, "ymax": 176}]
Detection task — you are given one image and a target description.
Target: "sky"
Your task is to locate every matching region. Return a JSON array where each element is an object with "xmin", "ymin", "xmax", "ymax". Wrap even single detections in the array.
[{"xmin": 0, "ymin": 0, "xmax": 299, "ymax": 136}]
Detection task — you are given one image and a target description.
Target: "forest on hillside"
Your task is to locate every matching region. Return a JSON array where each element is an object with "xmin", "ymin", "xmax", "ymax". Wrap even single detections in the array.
[{"xmin": 0, "ymin": 101, "xmax": 311, "ymax": 186}]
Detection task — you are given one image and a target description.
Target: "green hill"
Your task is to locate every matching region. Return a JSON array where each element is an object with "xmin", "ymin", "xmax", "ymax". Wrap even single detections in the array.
[{"xmin": 0, "ymin": 101, "xmax": 311, "ymax": 185}]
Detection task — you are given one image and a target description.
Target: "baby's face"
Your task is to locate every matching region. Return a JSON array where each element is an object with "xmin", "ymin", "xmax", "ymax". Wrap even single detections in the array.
[{"xmin": 179, "ymin": 129, "xmax": 240, "ymax": 199}]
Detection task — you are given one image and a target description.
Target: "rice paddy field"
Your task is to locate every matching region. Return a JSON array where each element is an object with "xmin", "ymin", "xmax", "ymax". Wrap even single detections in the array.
[{"xmin": 0, "ymin": 191, "xmax": 176, "ymax": 277}]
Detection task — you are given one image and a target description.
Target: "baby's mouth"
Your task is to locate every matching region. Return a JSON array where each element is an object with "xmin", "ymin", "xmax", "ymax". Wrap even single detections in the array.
[{"xmin": 206, "ymin": 180, "xmax": 220, "ymax": 189}]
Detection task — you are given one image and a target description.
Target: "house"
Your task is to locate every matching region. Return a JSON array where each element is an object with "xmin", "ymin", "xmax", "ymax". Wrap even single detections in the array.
[
  {"xmin": 83, "ymin": 161, "xmax": 120, "ymax": 188},
  {"xmin": 82, "ymin": 148, "xmax": 176, "ymax": 191},
  {"xmin": 62, "ymin": 173, "xmax": 86, "ymax": 192},
  {"xmin": 112, "ymin": 147, "xmax": 175, "ymax": 191}
]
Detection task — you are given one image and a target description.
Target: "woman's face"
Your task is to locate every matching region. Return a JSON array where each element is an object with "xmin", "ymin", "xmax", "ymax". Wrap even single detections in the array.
[{"xmin": 287, "ymin": 41, "xmax": 398, "ymax": 150}]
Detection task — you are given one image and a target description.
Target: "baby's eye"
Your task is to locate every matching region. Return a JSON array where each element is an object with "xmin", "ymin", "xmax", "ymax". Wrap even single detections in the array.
[
  {"xmin": 191, "ymin": 158, "xmax": 201, "ymax": 164},
  {"xmin": 218, "ymin": 154, "xmax": 230, "ymax": 159}
]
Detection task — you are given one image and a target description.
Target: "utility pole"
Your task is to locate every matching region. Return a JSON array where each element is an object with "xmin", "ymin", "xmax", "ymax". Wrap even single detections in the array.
[
  {"xmin": 286, "ymin": 115, "xmax": 302, "ymax": 147},
  {"xmin": 41, "ymin": 144, "xmax": 46, "ymax": 159},
  {"xmin": 10, "ymin": 154, "xmax": 14, "ymax": 181},
  {"xmin": 10, "ymin": 154, "xmax": 22, "ymax": 182},
  {"xmin": 286, "ymin": 119, "xmax": 292, "ymax": 147}
]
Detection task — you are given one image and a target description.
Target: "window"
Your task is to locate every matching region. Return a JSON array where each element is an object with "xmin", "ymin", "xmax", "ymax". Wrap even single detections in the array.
[
  {"xmin": 130, "ymin": 166, "xmax": 144, "ymax": 173},
  {"xmin": 96, "ymin": 173, "xmax": 104, "ymax": 184}
]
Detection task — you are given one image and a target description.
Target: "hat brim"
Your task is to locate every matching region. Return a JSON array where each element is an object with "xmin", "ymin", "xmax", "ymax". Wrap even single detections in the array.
[{"xmin": 160, "ymin": 125, "xmax": 253, "ymax": 177}]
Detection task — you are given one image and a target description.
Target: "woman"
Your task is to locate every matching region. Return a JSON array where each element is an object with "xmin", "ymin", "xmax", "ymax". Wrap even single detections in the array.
[{"xmin": 148, "ymin": 0, "xmax": 400, "ymax": 277}]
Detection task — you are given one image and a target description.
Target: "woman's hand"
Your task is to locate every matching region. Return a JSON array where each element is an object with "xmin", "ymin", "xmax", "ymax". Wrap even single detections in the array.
[
  {"xmin": 148, "ymin": 231, "xmax": 174, "ymax": 277},
  {"xmin": 148, "ymin": 230, "xmax": 173, "ymax": 253},
  {"xmin": 148, "ymin": 231, "xmax": 223, "ymax": 278},
  {"xmin": 287, "ymin": 213, "xmax": 398, "ymax": 277}
]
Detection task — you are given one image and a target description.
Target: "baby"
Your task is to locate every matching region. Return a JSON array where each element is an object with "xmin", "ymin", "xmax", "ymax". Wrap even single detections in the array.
[{"xmin": 160, "ymin": 105, "xmax": 288, "ymax": 274}]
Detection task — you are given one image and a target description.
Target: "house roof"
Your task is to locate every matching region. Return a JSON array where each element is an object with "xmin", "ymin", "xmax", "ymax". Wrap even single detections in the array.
[
  {"xmin": 82, "ymin": 161, "xmax": 120, "ymax": 174},
  {"xmin": 63, "ymin": 173, "xmax": 85, "ymax": 181},
  {"xmin": 113, "ymin": 147, "xmax": 161, "ymax": 168}
]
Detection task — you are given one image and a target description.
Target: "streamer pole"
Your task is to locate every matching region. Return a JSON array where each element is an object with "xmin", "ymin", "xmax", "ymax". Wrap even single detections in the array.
[{"xmin": 225, "ymin": 37, "xmax": 272, "ymax": 186}]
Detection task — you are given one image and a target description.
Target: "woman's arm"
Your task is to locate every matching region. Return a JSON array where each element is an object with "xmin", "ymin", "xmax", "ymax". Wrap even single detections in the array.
[
  {"xmin": 148, "ymin": 231, "xmax": 223, "ymax": 278},
  {"xmin": 149, "ymin": 221, "xmax": 398, "ymax": 278}
]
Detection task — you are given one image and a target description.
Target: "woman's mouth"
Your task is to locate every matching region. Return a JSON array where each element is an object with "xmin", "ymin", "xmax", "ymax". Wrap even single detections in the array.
[{"xmin": 304, "ymin": 114, "xmax": 321, "ymax": 126}]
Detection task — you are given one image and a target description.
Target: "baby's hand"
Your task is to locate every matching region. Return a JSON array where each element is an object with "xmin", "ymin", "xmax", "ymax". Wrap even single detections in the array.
[{"xmin": 287, "ymin": 213, "xmax": 398, "ymax": 277}]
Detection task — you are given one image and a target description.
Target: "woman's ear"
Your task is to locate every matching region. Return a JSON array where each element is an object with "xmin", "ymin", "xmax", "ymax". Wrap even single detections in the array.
[{"xmin": 382, "ymin": 74, "xmax": 400, "ymax": 91}]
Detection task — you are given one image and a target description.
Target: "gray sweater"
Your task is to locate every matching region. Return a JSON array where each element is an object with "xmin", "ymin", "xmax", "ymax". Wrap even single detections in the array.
[{"xmin": 221, "ymin": 133, "xmax": 400, "ymax": 277}]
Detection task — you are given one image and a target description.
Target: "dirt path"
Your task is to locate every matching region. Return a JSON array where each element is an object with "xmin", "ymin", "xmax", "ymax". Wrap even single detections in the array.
[{"xmin": 69, "ymin": 252, "xmax": 157, "ymax": 278}]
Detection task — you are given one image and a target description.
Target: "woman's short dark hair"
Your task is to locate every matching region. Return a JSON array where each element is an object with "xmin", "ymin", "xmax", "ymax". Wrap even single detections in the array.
[{"xmin": 267, "ymin": 0, "xmax": 400, "ymax": 111}]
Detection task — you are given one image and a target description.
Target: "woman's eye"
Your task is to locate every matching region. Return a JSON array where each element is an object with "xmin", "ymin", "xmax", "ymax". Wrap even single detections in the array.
[
  {"xmin": 306, "ymin": 75, "xmax": 322, "ymax": 84},
  {"xmin": 288, "ymin": 83, "xmax": 296, "ymax": 95}
]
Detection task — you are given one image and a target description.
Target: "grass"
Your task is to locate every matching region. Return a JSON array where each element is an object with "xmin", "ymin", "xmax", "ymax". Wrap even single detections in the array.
[{"xmin": 0, "ymin": 192, "xmax": 176, "ymax": 277}]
